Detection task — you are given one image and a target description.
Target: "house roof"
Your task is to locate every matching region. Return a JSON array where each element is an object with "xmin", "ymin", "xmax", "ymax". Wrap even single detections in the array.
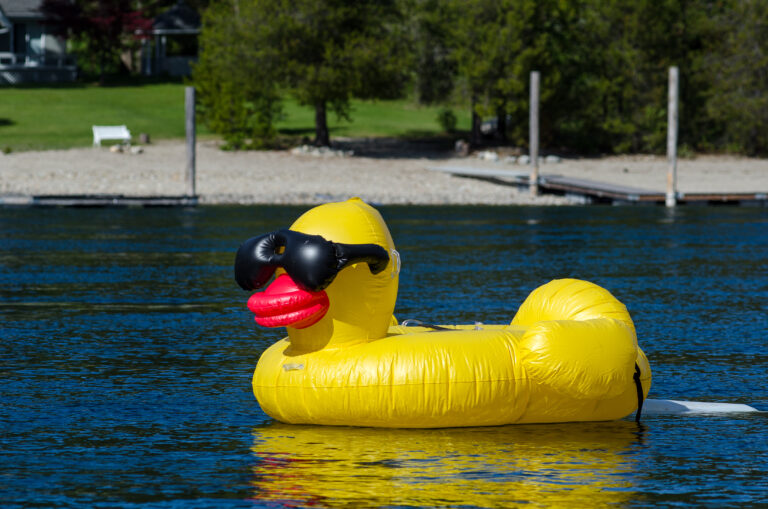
[
  {"xmin": 0, "ymin": 0, "xmax": 45, "ymax": 20},
  {"xmin": 153, "ymin": 0, "xmax": 200, "ymax": 34}
]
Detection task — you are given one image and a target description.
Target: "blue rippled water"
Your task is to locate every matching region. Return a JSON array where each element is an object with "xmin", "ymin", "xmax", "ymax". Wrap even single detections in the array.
[{"xmin": 1, "ymin": 205, "xmax": 766, "ymax": 507}]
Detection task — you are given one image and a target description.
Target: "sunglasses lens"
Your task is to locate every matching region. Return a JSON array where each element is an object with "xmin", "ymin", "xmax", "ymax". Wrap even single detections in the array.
[
  {"xmin": 280, "ymin": 232, "xmax": 339, "ymax": 291},
  {"xmin": 235, "ymin": 235, "xmax": 279, "ymax": 290}
]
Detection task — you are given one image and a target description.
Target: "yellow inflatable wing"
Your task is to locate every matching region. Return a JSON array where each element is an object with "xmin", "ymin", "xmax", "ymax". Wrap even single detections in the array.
[{"xmin": 235, "ymin": 198, "xmax": 652, "ymax": 428}]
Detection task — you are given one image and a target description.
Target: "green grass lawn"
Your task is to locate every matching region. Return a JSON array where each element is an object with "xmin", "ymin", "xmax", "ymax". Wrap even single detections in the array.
[
  {"xmin": 0, "ymin": 83, "xmax": 470, "ymax": 152},
  {"xmin": 0, "ymin": 83, "xmax": 201, "ymax": 151},
  {"xmin": 278, "ymin": 99, "xmax": 470, "ymax": 140}
]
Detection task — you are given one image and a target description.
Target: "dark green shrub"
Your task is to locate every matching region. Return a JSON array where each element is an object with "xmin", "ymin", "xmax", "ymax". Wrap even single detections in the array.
[{"xmin": 437, "ymin": 108, "xmax": 457, "ymax": 133}]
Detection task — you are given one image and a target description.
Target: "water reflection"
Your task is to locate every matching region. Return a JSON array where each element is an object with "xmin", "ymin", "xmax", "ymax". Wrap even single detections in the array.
[{"xmin": 250, "ymin": 421, "xmax": 644, "ymax": 507}]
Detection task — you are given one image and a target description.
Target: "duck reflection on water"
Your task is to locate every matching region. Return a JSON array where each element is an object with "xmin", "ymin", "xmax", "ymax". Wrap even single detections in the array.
[{"xmin": 249, "ymin": 421, "xmax": 645, "ymax": 507}]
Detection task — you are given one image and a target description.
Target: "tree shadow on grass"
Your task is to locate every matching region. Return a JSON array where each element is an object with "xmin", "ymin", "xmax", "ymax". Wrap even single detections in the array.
[
  {"xmin": 277, "ymin": 127, "xmax": 465, "ymax": 159},
  {"xmin": 278, "ymin": 126, "xmax": 345, "ymax": 137},
  {"xmin": 277, "ymin": 127, "xmax": 487, "ymax": 159},
  {"xmin": 3, "ymin": 82, "xmax": 87, "ymax": 90},
  {"xmin": 0, "ymin": 118, "xmax": 15, "ymax": 127},
  {"xmin": 98, "ymin": 75, "xmax": 185, "ymax": 87},
  {"xmin": 331, "ymin": 135, "xmax": 460, "ymax": 159},
  {"xmin": 2, "ymin": 76, "xmax": 185, "ymax": 90}
]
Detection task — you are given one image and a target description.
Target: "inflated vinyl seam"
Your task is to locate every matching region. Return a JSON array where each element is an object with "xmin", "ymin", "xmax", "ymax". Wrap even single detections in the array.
[{"xmin": 255, "ymin": 377, "xmax": 529, "ymax": 389}]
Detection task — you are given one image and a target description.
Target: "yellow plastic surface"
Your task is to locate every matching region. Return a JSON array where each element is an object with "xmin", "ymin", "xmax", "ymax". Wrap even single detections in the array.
[{"xmin": 250, "ymin": 199, "xmax": 652, "ymax": 427}]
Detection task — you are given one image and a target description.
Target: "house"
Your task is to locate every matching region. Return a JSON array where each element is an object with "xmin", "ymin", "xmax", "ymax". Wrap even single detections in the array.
[
  {"xmin": 0, "ymin": 0, "xmax": 76, "ymax": 84},
  {"xmin": 141, "ymin": 0, "xmax": 200, "ymax": 77}
]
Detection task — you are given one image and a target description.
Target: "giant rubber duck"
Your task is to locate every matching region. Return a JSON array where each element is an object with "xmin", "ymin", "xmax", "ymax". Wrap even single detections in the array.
[{"xmin": 235, "ymin": 198, "xmax": 651, "ymax": 428}]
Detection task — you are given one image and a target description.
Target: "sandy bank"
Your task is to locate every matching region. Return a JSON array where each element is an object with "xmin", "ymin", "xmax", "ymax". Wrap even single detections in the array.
[{"xmin": 2, "ymin": 140, "xmax": 767, "ymax": 205}]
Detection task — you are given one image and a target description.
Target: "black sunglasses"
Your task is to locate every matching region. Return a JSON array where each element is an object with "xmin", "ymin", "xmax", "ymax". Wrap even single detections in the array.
[{"xmin": 235, "ymin": 229, "xmax": 390, "ymax": 292}]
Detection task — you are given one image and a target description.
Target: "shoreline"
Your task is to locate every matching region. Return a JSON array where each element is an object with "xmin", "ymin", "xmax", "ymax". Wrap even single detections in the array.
[{"xmin": 2, "ymin": 140, "xmax": 768, "ymax": 205}]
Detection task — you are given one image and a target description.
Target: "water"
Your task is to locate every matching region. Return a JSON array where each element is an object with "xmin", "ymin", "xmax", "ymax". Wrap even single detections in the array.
[{"xmin": 2, "ymin": 205, "xmax": 767, "ymax": 508}]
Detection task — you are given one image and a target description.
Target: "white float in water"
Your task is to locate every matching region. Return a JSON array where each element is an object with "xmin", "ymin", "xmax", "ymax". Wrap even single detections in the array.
[{"xmin": 641, "ymin": 399, "xmax": 759, "ymax": 415}]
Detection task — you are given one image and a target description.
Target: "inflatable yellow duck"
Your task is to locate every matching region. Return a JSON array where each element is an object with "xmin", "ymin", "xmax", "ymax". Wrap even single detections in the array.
[{"xmin": 235, "ymin": 198, "xmax": 651, "ymax": 428}]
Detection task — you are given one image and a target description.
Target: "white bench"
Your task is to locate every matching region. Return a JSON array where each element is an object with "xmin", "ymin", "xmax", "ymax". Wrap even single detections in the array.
[{"xmin": 92, "ymin": 125, "xmax": 131, "ymax": 147}]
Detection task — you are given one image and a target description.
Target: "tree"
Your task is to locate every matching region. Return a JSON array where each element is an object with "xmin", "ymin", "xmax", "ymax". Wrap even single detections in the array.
[
  {"xmin": 193, "ymin": 0, "xmax": 411, "ymax": 147},
  {"xmin": 445, "ymin": 0, "xmax": 573, "ymax": 146},
  {"xmin": 192, "ymin": 0, "xmax": 767, "ymax": 155},
  {"xmin": 191, "ymin": 0, "xmax": 282, "ymax": 149},
  {"xmin": 409, "ymin": 0, "xmax": 457, "ymax": 106},
  {"xmin": 41, "ymin": 0, "xmax": 152, "ymax": 84},
  {"xmin": 265, "ymin": 0, "xmax": 412, "ymax": 147},
  {"xmin": 705, "ymin": 0, "xmax": 768, "ymax": 155},
  {"xmin": 548, "ymin": 0, "xmax": 648, "ymax": 153},
  {"xmin": 548, "ymin": 0, "xmax": 738, "ymax": 154}
]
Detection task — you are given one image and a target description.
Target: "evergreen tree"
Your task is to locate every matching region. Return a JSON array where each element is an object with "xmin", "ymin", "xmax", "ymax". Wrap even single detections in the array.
[
  {"xmin": 191, "ymin": 0, "xmax": 768, "ymax": 155},
  {"xmin": 409, "ymin": 0, "xmax": 457, "ymax": 106},
  {"xmin": 194, "ymin": 0, "xmax": 410, "ymax": 147},
  {"xmin": 546, "ymin": 0, "xmax": 720, "ymax": 154},
  {"xmin": 705, "ymin": 0, "xmax": 768, "ymax": 155},
  {"xmin": 191, "ymin": 0, "xmax": 282, "ymax": 149},
  {"xmin": 445, "ymin": 0, "xmax": 575, "ymax": 146}
]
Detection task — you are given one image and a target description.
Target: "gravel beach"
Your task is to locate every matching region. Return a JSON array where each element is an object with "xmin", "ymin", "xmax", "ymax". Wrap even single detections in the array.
[{"xmin": 2, "ymin": 139, "xmax": 767, "ymax": 205}]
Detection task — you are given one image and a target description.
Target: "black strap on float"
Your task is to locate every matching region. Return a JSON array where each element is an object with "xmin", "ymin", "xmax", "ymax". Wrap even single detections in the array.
[
  {"xmin": 400, "ymin": 319, "xmax": 454, "ymax": 331},
  {"xmin": 633, "ymin": 363, "xmax": 645, "ymax": 423}
]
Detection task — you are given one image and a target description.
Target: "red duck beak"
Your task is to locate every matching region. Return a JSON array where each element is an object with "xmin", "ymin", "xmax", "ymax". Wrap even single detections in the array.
[{"xmin": 247, "ymin": 273, "xmax": 329, "ymax": 329}]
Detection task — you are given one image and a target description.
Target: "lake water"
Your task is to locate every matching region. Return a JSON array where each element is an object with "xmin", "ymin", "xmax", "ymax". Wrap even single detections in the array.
[{"xmin": 2, "ymin": 204, "xmax": 766, "ymax": 507}]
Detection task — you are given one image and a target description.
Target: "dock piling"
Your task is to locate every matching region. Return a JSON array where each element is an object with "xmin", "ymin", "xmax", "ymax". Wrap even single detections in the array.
[
  {"xmin": 666, "ymin": 66, "xmax": 678, "ymax": 207},
  {"xmin": 185, "ymin": 86, "xmax": 197, "ymax": 197},
  {"xmin": 529, "ymin": 71, "xmax": 540, "ymax": 197}
]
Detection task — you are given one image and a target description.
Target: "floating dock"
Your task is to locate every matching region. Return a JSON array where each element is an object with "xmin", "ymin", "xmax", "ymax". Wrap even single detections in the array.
[
  {"xmin": 0, "ymin": 194, "xmax": 198, "ymax": 207},
  {"xmin": 429, "ymin": 166, "xmax": 768, "ymax": 205}
]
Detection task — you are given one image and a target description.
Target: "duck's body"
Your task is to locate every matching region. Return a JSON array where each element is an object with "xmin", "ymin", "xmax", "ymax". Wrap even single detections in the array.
[
  {"xmin": 255, "ymin": 325, "xmax": 526, "ymax": 428},
  {"xmin": 239, "ymin": 199, "xmax": 651, "ymax": 428},
  {"xmin": 253, "ymin": 279, "xmax": 651, "ymax": 428}
]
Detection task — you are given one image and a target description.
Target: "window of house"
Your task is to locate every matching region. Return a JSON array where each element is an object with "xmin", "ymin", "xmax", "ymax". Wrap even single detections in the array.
[
  {"xmin": 0, "ymin": 31, "xmax": 10, "ymax": 52},
  {"xmin": 166, "ymin": 34, "xmax": 197, "ymax": 57},
  {"xmin": 13, "ymin": 23, "xmax": 26, "ymax": 55}
]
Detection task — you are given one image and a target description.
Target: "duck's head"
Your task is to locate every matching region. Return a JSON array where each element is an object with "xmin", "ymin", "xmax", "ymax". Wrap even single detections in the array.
[{"xmin": 235, "ymin": 198, "xmax": 400, "ymax": 352}]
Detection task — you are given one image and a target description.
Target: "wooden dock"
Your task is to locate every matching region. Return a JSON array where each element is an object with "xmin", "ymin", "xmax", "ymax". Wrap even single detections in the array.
[
  {"xmin": 0, "ymin": 194, "xmax": 198, "ymax": 207},
  {"xmin": 428, "ymin": 166, "xmax": 768, "ymax": 205},
  {"xmin": 539, "ymin": 175, "xmax": 663, "ymax": 203}
]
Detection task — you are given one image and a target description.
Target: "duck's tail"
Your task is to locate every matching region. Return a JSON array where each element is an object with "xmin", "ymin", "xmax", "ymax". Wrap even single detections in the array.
[{"xmin": 513, "ymin": 279, "xmax": 651, "ymax": 422}]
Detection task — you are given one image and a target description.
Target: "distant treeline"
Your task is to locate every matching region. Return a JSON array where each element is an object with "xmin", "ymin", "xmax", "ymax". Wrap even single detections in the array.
[{"xmin": 193, "ymin": 0, "xmax": 768, "ymax": 155}]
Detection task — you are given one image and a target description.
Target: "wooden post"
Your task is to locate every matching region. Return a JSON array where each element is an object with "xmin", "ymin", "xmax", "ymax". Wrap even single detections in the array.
[
  {"xmin": 666, "ymin": 66, "xmax": 678, "ymax": 207},
  {"xmin": 185, "ymin": 86, "xmax": 196, "ymax": 197},
  {"xmin": 529, "ymin": 71, "xmax": 540, "ymax": 197}
]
